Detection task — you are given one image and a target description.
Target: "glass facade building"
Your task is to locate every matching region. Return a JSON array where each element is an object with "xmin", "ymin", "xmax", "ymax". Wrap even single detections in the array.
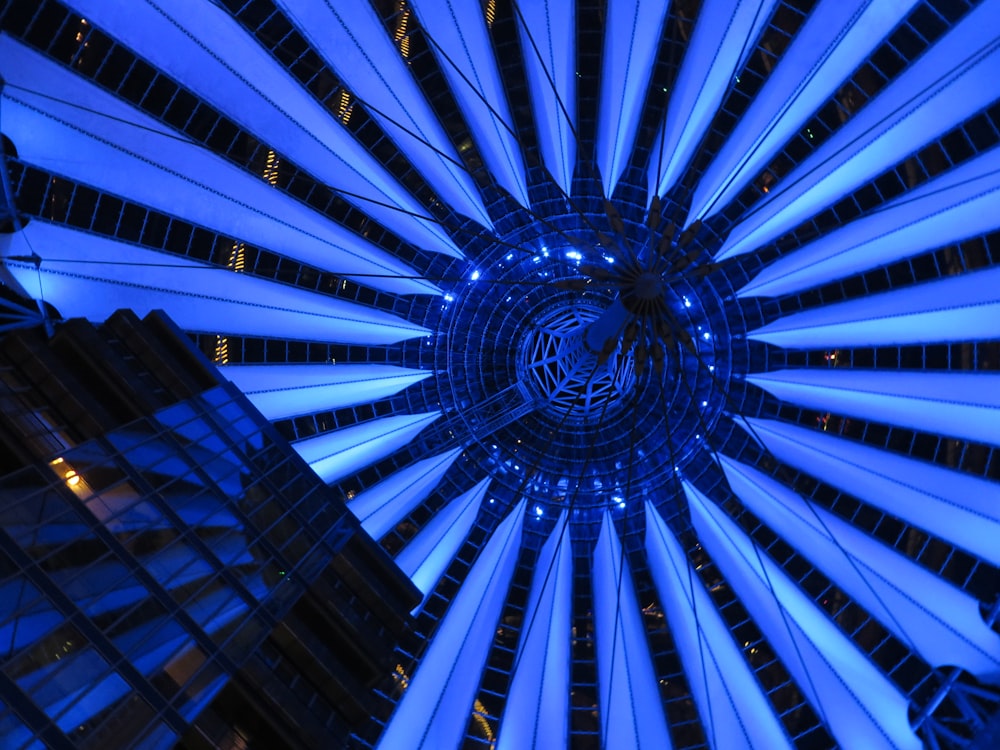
[
  {"xmin": 0, "ymin": 311, "xmax": 419, "ymax": 748},
  {"xmin": 3, "ymin": 0, "xmax": 1000, "ymax": 748}
]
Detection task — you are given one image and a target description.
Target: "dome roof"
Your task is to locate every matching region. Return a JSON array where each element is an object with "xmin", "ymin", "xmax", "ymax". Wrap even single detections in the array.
[{"xmin": 2, "ymin": 0, "xmax": 1000, "ymax": 747}]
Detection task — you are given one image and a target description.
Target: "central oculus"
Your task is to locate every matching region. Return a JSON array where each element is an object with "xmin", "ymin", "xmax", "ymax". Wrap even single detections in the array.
[{"xmin": 518, "ymin": 304, "xmax": 635, "ymax": 420}]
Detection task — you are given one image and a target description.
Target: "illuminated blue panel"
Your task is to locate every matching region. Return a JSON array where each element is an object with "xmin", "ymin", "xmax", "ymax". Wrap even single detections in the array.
[
  {"xmin": 394, "ymin": 477, "xmax": 491, "ymax": 605},
  {"xmin": 27, "ymin": 651, "xmax": 130, "ymax": 733},
  {"xmin": 270, "ymin": 0, "xmax": 493, "ymax": 229},
  {"xmin": 292, "ymin": 412, "xmax": 441, "ymax": 485},
  {"xmin": 647, "ymin": 0, "xmax": 777, "ymax": 201},
  {"xmin": 0, "ymin": 38, "xmax": 438, "ymax": 296},
  {"xmin": 688, "ymin": 0, "xmax": 921, "ymax": 222},
  {"xmin": 515, "ymin": 0, "xmax": 576, "ymax": 194},
  {"xmin": 2, "ymin": 561, "xmax": 243, "ymax": 653},
  {"xmin": 407, "ymin": 0, "xmax": 530, "ymax": 208},
  {"xmin": 66, "ymin": 569, "xmax": 168, "ymax": 622},
  {"xmin": 592, "ymin": 511, "xmax": 671, "ymax": 750},
  {"xmin": 644, "ymin": 501, "xmax": 791, "ymax": 750},
  {"xmin": 596, "ymin": 0, "xmax": 670, "ymax": 197},
  {"xmin": 348, "ymin": 448, "xmax": 463, "ymax": 540},
  {"xmin": 747, "ymin": 265, "xmax": 1000, "ymax": 348},
  {"xmin": 138, "ymin": 541, "xmax": 246, "ymax": 591},
  {"xmin": 715, "ymin": 0, "xmax": 1000, "ymax": 260},
  {"xmin": 685, "ymin": 481, "xmax": 922, "ymax": 750},
  {"xmin": 220, "ymin": 364, "xmax": 432, "ymax": 420},
  {"xmin": 733, "ymin": 417, "xmax": 1000, "ymax": 567},
  {"xmin": 62, "ymin": 0, "xmax": 466, "ymax": 256},
  {"xmin": 0, "ymin": 580, "xmax": 66, "ymax": 652},
  {"xmin": 496, "ymin": 512, "xmax": 572, "ymax": 750},
  {"xmin": 149, "ymin": 538, "xmax": 253, "ymax": 582},
  {"xmin": 129, "ymin": 587, "xmax": 252, "ymax": 670},
  {"xmin": 377, "ymin": 501, "xmax": 525, "ymax": 750},
  {"xmin": 747, "ymin": 369, "xmax": 1000, "ymax": 448},
  {"xmin": 740, "ymin": 144, "xmax": 1000, "ymax": 297},
  {"xmin": 0, "ymin": 225, "xmax": 428, "ymax": 345},
  {"xmin": 89, "ymin": 496, "xmax": 241, "ymax": 538},
  {"xmin": 718, "ymin": 455, "xmax": 1000, "ymax": 681},
  {"xmin": 23, "ymin": 587, "xmax": 251, "ymax": 734},
  {"xmin": 105, "ymin": 426, "xmax": 246, "ymax": 499}
]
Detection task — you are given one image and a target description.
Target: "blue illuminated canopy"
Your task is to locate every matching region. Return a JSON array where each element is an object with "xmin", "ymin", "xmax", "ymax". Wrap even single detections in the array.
[{"xmin": 3, "ymin": 1, "xmax": 1000, "ymax": 748}]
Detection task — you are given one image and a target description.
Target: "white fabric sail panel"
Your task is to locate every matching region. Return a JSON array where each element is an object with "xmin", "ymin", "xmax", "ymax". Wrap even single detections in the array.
[
  {"xmin": 592, "ymin": 511, "xmax": 672, "ymax": 750},
  {"xmin": 715, "ymin": 0, "xmax": 1000, "ymax": 261},
  {"xmin": 515, "ymin": 0, "xmax": 577, "ymax": 194},
  {"xmin": 395, "ymin": 477, "xmax": 491, "ymax": 601},
  {"xmin": 747, "ymin": 265, "xmax": 1000, "ymax": 348},
  {"xmin": 0, "ymin": 37, "xmax": 438, "ymax": 297},
  {"xmin": 407, "ymin": 0, "xmax": 530, "ymax": 208},
  {"xmin": 0, "ymin": 225, "xmax": 428, "ymax": 345},
  {"xmin": 293, "ymin": 412, "xmax": 441, "ymax": 485},
  {"xmin": 688, "ymin": 0, "xmax": 920, "ymax": 222},
  {"xmin": 735, "ymin": 417, "xmax": 1000, "ymax": 567},
  {"xmin": 496, "ymin": 512, "xmax": 572, "ymax": 750},
  {"xmin": 596, "ymin": 0, "xmax": 670, "ymax": 198},
  {"xmin": 644, "ymin": 501, "xmax": 792, "ymax": 750},
  {"xmin": 377, "ymin": 501, "xmax": 525, "ymax": 750},
  {"xmin": 685, "ymin": 481, "xmax": 922, "ymax": 750},
  {"xmin": 747, "ymin": 368, "xmax": 1000, "ymax": 448},
  {"xmin": 740, "ymin": 144, "xmax": 1000, "ymax": 298},
  {"xmin": 220, "ymin": 364, "xmax": 432, "ymax": 420},
  {"xmin": 718, "ymin": 455, "xmax": 1000, "ymax": 682},
  {"xmin": 62, "ymin": 0, "xmax": 466, "ymax": 257},
  {"xmin": 348, "ymin": 448, "xmax": 463, "ymax": 540},
  {"xmin": 272, "ymin": 0, "xmax": 493, "ymax": 230},
  {"xmin": 648, "ymin": 0, "xmax": 777, "ymax": 201}
]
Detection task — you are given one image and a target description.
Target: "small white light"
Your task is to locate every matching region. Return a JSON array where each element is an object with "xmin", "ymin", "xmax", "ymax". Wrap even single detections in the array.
[{"xmin": 470, "ymin": 269, "xmax": 481, "ymax": 280}]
